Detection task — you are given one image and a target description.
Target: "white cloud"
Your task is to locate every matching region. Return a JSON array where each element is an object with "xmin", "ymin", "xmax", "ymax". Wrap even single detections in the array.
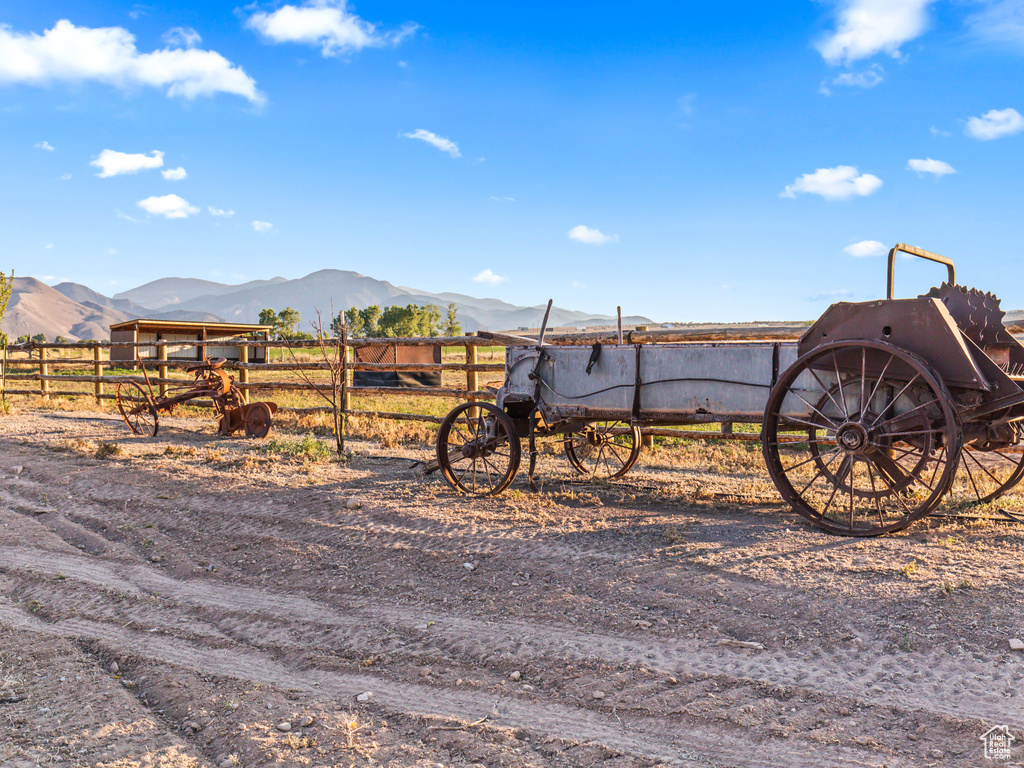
[
  {"xmin": 473, "ymin": 269, "xmax": 508, "ymax": 286},
  {"xmin": 92, "ymin": 149, "xmax": 163, "ymax": 177},
  {"xmin": 568, "ymin": 225, "xmax": 618, "ymax": 245},
  {"xmin": 137, "ymin": 193, "xmax": 198, "ymax": 219},
  {"xmin": 161, "ymin": 166, "xmax": 187, "ymax": 181},
  {"xmin": 0, "ymin": 19, "xmax": 263, "ymax": 104},
  {"xmin": 251, "ymin": 220, "xmax": 273, "ymax": 232},
  {"xmin": 781, "ymin": 165, "xmax": 883, "ymax": 200},
  {"xmin": 34, "ymin": 140, "xmax": 54, "ymax": 151},
  {"xmin": 930, "ymin": 125, "xmax": 951, "ymax": 137},
  {"xmin": 844, "ymin": 240, "xmax": 888, "ymax": 257},
  {"xmin": 163, "ymin": 26, "xmax": 201, "ymax": 49},
  {"xmin": 907, "ymin": 157, "xmax": 956, "ymax": 176},
  {"xmin": 402, "ymin": 128, "xmax": 460, "ymax": 158},
  {"xmin": 831, "ymin": 65, "xmax": 884, "ymax": 89},
  {"xmin": 60, "ymin": 173, "xmax": 71, "ymax": 180},
  {"xmin": 44, "ymin": 243, "xmax": 54, "ymax": 249},
  {"xmin": 966, "ymin": 0, "xmax": 1024, "ymax": 45},
  {"xmin": 490, "ymin": 195, "xmax": 514, "ymax": 202},
  {"xmin": 246, "ymin": 0, "xmax": 416, "ymax": 57},
  {"xmin": 816, "ymin": 0, "xmax": 935, "ymax": 65},
  {"xmin": 208, "ymin": 206, "xmax": 234, "ymax": 217},
  {"xmin": 964, "ymin": 107, "xmax": 1024, "ymax": 140}
]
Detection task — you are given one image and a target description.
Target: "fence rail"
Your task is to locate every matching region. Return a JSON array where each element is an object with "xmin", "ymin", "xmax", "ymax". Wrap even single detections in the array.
[{"xmin": 1, "ymin": 335, "xmax": 505, "ymax": 424}]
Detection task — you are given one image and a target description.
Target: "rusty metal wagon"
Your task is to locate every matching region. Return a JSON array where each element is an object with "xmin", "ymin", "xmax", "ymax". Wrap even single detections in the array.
[
  {"xmin": 115, "ymin": 356, "xmax": 278, "ymax": 439},
  {"xmin": 435, "ymin": 243, "xmax": 1024, "ymax": 536}
]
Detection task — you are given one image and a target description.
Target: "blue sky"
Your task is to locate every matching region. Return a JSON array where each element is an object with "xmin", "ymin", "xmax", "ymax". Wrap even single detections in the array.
[{"xmin": 3, "ymin": 0, "xmax": 1024, "ymax": 322}]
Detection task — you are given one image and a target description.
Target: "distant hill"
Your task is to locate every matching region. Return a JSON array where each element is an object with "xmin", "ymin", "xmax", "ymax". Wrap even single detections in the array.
[
  {"xmin": 7, "ymin": 268, "xmax": 651, "ymax": 341},
  {"xmin": 53, "ymin": 282, "xmax": 150, "ymax": 316},
  {"xmin": 114, "ymin": 276, "xmax": 288, "ymax": 309},
  {"xmin": 165, "ymin": 269, "xmax": 652, "ymax": 332},
  {"xmin": 4, "ymin": 278, "xmax": 133, "ymax": 341}
]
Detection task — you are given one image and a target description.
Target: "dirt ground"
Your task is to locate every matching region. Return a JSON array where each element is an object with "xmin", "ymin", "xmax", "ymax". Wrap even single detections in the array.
[{"xmin": 1, "ymin": 407, "xmax": 1023, "ymax": 768}]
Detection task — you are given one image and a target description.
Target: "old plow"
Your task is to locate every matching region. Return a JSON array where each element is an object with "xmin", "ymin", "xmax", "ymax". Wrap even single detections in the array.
[{"xmin": 116, "ymin": 356, "xmax": 277, "ymax": 439}]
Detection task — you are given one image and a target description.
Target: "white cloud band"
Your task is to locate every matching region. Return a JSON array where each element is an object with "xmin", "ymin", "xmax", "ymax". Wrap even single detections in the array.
[
  {"xmin": 817, "ymin": 0, "xmax": 935, "ymax": 65},
  {"xmin": 92, "ymin": 149, "xmax": 164, "ymax": 178},
  {"xmin": 907, "ymin": 157, "xmax": 956, "ymax": 176},
  {"xmin": 0, "ymin": 20, "xmax": 263, "ymax": 104},
  {"xmin": 568, "ymin": 225, "xmax": 617, "ymax": 245},
  {"xmin": 781, "ymin": 165, "xmax": 883, "ymax": 200},
  {"xmin": 137, "ymin": 194, "xmax": 198, "ymax": 219},
  {"xmin": 246, "ymin": 0, "xmax": 416, "ymax": 57},
  {"xmin": 965, "ymin": 108, "xmax": 1024, "ymax": 140},
  {"xmin": 402, "ymin": 128, "xmax": 461, "ymax": 158}
]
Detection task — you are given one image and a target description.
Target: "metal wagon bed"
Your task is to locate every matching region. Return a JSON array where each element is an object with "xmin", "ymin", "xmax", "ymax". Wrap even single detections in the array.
[{"xmin": 435, "ymin": 243, "xmax": 1024, "ymax": 536}]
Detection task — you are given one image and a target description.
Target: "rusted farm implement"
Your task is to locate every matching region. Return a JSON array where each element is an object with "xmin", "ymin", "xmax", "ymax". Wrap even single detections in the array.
[
  {"xmin": 116, "ymin": 356, "xmax": 277, "ymax": 438},
  {"xmin": 436, "ymin": 243, "xmax": 1024, "ymax": 536}
]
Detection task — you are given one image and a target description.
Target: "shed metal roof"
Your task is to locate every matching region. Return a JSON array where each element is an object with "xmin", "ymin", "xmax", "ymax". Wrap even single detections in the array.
[{"xmin": 109, "ymin": 319, "xmax": 272, "ymax": 333}]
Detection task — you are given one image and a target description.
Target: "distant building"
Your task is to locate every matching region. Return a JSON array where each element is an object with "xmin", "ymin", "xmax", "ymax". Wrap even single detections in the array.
[{"xmin": 109, "ymin": 319, "xmax": 272, "ymax": 363}]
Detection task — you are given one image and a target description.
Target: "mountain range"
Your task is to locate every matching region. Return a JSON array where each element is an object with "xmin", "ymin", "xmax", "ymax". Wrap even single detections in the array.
[{"xmin": 5, "ymin": 270, "xmax": 653, "ymax": 341}]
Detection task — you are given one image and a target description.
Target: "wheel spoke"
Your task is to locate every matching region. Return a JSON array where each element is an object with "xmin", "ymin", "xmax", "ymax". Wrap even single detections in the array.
[{"xmin": 832, "ymin": 351, "xmax": 850, "ymax": 419}]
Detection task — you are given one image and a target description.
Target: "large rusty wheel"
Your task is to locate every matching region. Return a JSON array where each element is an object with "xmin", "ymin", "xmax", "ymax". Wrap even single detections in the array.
[
  {"xmin": 243, "ymin": 402, "xmax": 273, "ymax": 439},
  {"xmin": 762, "ymin": 340, "xmax": 961, "ymax": 536},
  {"xmin": 116, "ymin": 381, "xmax": 159, "ymax": 437},
  {"xmin": 437, "ymin": 402, "xmax": 520, "ymax": 495},
  {"xmin": 563, "ymin": 421, "xmax": 642, "ymax": 479}
]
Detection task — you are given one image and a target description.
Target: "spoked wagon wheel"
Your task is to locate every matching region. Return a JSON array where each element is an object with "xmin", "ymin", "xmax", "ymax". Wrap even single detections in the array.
[
  {"xmin": 762, "ymin": 340, "xmax": 961, "ymax": 536},
  {"xmin": 116, "ymin": 381, "xmax": 159, "ymax": 437},
  {"xmin": 437, "ymin": 402, "xmax": 521, "ymax": 495},
  {"xmin": 563, "ymin": 421, "xmax": 642, "ymax": 479}
]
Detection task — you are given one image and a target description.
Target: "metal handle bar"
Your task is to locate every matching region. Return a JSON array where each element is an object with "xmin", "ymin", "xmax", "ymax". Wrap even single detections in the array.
[{"xmin": 886, "ymin": 242, "xmax": 955, "ymax": 300}]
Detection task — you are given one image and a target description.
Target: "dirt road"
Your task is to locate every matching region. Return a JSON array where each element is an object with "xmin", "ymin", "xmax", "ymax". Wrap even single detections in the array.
[{"xmin": 1, "ymin": 408, "xmax": 1022, "ymax": 767}]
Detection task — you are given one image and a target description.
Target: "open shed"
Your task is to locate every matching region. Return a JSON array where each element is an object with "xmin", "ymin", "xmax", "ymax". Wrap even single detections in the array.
[{"xmin": 109, "ymin": 320, "xmax": 272, "ymax": 363}]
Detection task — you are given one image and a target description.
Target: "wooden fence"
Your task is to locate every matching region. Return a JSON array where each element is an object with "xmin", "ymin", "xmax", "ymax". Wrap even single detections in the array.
[{"xmin": 1, "ymin": 336, "xmax": 505, "ymax": 426}]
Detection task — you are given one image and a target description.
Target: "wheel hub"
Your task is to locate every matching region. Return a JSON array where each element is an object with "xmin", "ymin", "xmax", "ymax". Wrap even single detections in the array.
[
  {"xmin": 460, "ymin": 439, "xmax": 488, "ymax": 460},
  {"xmin": 836, "ymin": 422, "xmax": 869, "ymax": 453}
]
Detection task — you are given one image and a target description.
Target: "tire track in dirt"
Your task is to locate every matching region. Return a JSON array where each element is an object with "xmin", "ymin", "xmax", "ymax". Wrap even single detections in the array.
[
  {"xmin": 0, "ymin": 603, "xmax": 896, "ymax": 768},
  {"xmin": 4, "ymin": 545, "xmax": 1021, "ymax": 728}
]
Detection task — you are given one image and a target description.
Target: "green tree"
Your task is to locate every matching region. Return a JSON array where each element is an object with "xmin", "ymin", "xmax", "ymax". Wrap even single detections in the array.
[
  {"xmin": 361, "ymin": 305, "xmax": 382, "ymax": 338},
  {"xmin": 31, "ymin": 333, "xmax": 46, "ymax": 344},
  {"xmin": 277, "ymin": 307, "xmax": 302, "ymax": 339},
  {"xmin": 0, "ymin": 270, "xmax": 13, "ymax": 401},
  {"xmin": 442, "ymin": 303, "xmax": 462, "ymax": 337},
  {"xmin": 342, "ymin": 307, "xmax": 364, "ymax": 337},
  {"xmin": 15, "ymin": 335, "xmax": 28, "ymax": 345},
  {"xmin": 55, "ymin": 335, "xmax": 69, "ymax": 344},
  {"xmin": 258, "ymin": 308, "xmax": 278, "ymax": 330}
]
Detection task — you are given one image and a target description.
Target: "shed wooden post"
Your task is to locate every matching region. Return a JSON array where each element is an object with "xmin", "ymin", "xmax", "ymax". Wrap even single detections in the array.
[
  {"xmin": 39, "ymin": 347, "xmax": 49, "ymax": 400},
  {"xmin": 157, "ymin": 342, "xmax": 168, "ymax": 396},
  {"xmin": 465, "ymin": 335, "xmax": 479, "ymax": 417},
  {"xmin": 239, "ymin": 343, "xmax": 249, "ymax": 393},
  {"xmin": 93, "ymin": 344, "xmax": 103, "ymax": 401}
]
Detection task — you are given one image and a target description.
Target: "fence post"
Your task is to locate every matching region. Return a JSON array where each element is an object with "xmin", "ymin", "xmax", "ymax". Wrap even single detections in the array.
[
  {"xmin": 39, "ymin": 347, "xmax": 49, "ymax": 400},
  {"xmin": 343, "ymin": 341, "xmax": 352, "ymax": 412},
  {"xmin": 239, "ymin": 344, "xmax": 249, "ymax": 402},
  {"xmin": 465, "ymin": 334, "xmax": 478, "ymax": 416},
  {"xmin": 93, "ymin": 344, "xmax": 103, "ymax": 401},
  {"xmin": 158, "ymin": 343, "xmax": 168, "ymax": 397}
]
